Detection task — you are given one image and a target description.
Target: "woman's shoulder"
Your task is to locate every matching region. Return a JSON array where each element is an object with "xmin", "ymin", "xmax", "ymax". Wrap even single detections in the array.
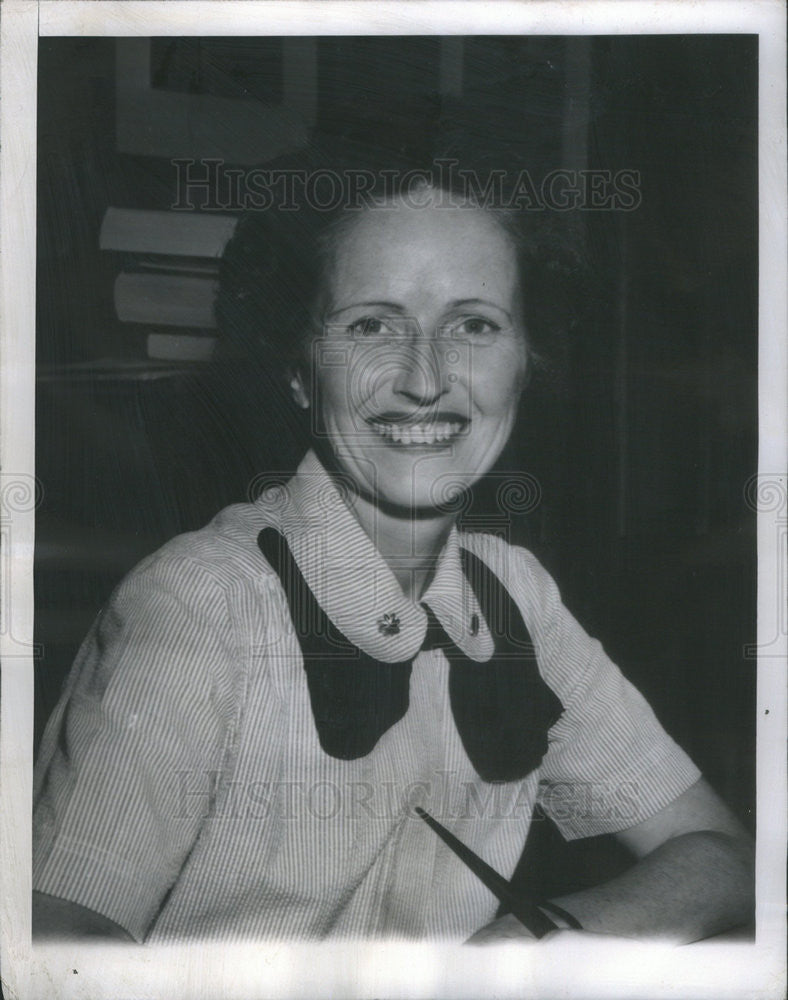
[
  {"xmin": 119, "ymin": 500, "xmax": 281, "ymax": 596},
  {"xmin": 458, "ymin": 531, "xmax": 606, "ymax": 692},
  {"xmin": 458, "ymin": 530, "xmax": 549, "ymax": 581},
  {"xmin": 458, "ymin": 530, "xmax": 565, "ymax": 618}
]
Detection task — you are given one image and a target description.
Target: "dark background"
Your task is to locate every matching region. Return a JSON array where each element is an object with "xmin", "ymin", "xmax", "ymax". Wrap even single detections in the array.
[{"xmin": 35, "ymin": 35, "xmax": 757, "ymax": 900}]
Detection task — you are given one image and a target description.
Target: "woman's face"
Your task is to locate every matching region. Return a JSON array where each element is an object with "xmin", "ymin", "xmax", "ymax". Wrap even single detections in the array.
[{"xmin": 299, "ymin": 198, "xmax": 528, "ymax": 512}]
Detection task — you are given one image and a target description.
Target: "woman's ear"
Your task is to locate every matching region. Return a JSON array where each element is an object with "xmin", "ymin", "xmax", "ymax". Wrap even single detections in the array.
[{"xmin": 289, "ymin": 369, "xmax": 310, "ymax": 410}]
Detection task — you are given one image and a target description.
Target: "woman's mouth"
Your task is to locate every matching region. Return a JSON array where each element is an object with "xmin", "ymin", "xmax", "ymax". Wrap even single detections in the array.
[{"xmin": 368, "ymin": 419, "xmax": 468, "ymax": 445}]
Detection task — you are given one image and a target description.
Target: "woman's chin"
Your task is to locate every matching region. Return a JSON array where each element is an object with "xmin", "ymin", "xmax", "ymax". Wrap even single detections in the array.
[
  {"xmin": 363, "ymin": 470, "xmax": 476, "ymax": 517},
  {"xmin": 322, "ymin": 439, "xmax": 491, "ymax": 515}
]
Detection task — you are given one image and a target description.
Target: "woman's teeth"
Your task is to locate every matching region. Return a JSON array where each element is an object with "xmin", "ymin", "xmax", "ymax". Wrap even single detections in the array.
[{"xmin": 370, "ymin": 421, "xmax": 465, "ymax": 445}]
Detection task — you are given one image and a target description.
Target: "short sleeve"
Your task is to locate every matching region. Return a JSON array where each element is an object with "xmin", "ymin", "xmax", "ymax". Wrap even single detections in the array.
[
  {"xmin": 33, "ymin": 551, "xmax": 239, "ymax": 941},
  {"xmin": 512, "ymin": 549, "xmax": 702, "ymax": 841}
]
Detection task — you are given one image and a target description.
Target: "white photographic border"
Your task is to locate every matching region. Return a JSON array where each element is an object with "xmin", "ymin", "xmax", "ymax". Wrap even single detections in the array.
[{"xmin": 1, "ymin": 2, "xmax": 785, "ymax": 998}]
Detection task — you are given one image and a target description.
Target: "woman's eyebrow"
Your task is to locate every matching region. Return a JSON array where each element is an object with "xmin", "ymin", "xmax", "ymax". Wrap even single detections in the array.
[
  {"xmin": 446, "ymin": 298, "xmax": 512, "ymax": 321},
  {"xmin": 325, "ymin": 301, "xmax": 405, "ymax": 320}
]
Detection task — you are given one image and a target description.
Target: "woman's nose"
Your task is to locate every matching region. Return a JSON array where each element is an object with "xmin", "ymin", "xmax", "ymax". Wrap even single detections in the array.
[{"xmin": 393, "ymin": 335, "xmax": 450, "ymax": 404}]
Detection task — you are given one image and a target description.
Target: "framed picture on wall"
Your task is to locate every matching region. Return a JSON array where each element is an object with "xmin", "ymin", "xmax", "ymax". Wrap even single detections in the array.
[{"xmin": 116, "ymin": 36, "xmax": 318, "ymax": 163}]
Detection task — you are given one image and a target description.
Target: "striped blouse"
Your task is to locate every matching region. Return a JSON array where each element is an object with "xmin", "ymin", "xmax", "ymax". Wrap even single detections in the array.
[{"xmin": 33, "ymin": 450, "xmax": 700, "ymax": 941}]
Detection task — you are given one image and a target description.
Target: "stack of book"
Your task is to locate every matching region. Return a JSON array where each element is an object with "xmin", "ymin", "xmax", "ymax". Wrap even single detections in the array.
[{"xmin": 100, "ymin": 207, "xmax": 238, "ymax": 361}]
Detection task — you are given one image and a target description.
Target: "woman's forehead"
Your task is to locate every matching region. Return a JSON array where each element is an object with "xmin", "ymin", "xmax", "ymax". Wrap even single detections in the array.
[{"xmin": 325, "ymin": 201, "xmax": 520, "ymax": 306}]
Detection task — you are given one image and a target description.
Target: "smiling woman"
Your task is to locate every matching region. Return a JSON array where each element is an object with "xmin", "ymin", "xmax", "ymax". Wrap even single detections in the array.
[
  {"xmin": 32, "ymin": 163, "xmax": 753, "ymax": 943},
  {"xmin": 302, "ymin": 189, "xmax": 528, "ymax": 526}
]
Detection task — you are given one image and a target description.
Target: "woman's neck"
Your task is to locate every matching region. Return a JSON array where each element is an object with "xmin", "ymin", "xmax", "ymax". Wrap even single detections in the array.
[{"xmin": 347, "ymin": 489, "xmax": 456, "ymax": 602}]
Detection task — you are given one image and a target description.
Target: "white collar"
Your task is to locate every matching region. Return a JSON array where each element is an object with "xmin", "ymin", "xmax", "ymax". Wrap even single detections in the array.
[{"xmin": 256, "ymin": 450, "xmax": 493, "ymax": 663}]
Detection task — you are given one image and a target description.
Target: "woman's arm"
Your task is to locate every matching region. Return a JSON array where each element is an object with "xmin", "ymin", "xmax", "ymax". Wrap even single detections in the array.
[
  {"xmin": 33, "ymin": 891, "xmax": 135, "ymax": 941},
  {"xmin": 469, "ymin": 778, "xmax": 754, "ymax": 944},
  {"xmin": 33, "ymin": 549, "xmax": 238, "ymax": 942}
]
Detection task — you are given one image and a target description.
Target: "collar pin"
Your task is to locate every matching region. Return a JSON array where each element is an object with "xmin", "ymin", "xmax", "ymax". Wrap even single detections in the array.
[{"xmin": 377, "ymin": 612, "xmax": 401, "ymax": 636}]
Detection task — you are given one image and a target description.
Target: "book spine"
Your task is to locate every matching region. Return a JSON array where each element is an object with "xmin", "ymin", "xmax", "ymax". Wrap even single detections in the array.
[
  {"xmin": 114, "ymin": 272, "xmax": 218, "ymax": 328},
  {"xmin": 146, "ymin": 332, "xmax": 217, "ymax": 362},
  {"xmin": 100, "ymin": 207, "xmax": 237, "ymax": 258}
]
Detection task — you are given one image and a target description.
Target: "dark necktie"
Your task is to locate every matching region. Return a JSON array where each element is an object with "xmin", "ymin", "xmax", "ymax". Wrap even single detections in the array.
[{"xmin": 258, "ymin": 527, "xmax": 563, "ymax": 783}]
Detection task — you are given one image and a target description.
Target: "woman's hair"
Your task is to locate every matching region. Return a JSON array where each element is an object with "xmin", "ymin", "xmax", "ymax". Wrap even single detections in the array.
[{"xmin": 215, "ymin": 159, "xmax": 587, "ymax": 388}]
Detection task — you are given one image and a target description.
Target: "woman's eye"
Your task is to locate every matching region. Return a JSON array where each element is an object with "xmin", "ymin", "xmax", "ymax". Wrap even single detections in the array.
[
  {"xmin": 451, "ymin": 316, "xmax": 501, "ymax": 338},
  {"xmin": 346, "ymin": 316, "xmax": 390, "ymax": 338}
]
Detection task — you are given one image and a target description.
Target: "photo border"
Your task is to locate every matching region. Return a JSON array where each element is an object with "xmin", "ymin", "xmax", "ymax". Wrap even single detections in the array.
[{"xmin": 1, "ymin": 3, "xmax": 785, "ymax": 998}]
